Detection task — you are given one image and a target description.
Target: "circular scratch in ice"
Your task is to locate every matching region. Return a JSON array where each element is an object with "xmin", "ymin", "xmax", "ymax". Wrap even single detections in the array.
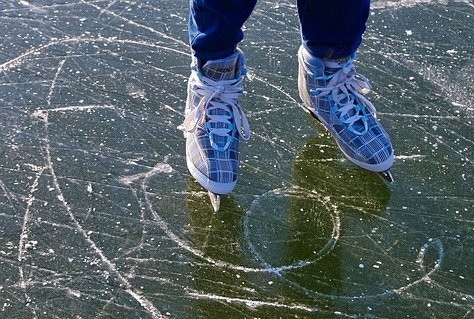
[
  {"xmin": 141, "ymin": 174, "xmax": 341, "ymax": 275},
  {"xmin": 187, "ymin": 238, "xmax": 446, "ymax": 309},
  {"xmin": 243, "ymin": 186, "xmax": 341, "ymax": 275},
  {"xmin": 141, "ymin": 168, "xmax": 445, "ymax": 301}
]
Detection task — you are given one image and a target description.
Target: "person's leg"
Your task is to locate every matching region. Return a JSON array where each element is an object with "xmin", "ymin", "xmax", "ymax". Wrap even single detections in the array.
[
  {"xmin": 189, "ymin": 0, "xmax": 257, "ymax": 63},
  {"xmin": 297, "ymin": 0, "xmax": 370, "ymax": 59}
]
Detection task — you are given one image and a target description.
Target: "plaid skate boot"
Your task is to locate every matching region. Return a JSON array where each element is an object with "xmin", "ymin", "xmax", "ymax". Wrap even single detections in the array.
[
  {"xmin": 181, "ymin": 50, "xmax": 250, "ymax": 211},
  {"xmin": 298, "ymin": 45, "xmax": 394, "ymax": 182}
]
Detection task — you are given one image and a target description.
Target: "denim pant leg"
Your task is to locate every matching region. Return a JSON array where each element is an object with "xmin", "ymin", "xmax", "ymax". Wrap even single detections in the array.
[
  {"xmin": 188, "ymin": 0, "xmax": 257, "ymax": 62},
  {"xmin": 297, "ymin": 0, "xmax": 370, "ymax": 59}
]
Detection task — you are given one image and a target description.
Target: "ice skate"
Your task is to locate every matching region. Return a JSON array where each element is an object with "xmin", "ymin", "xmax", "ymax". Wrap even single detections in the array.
[
  {"xmin": 181, "ymin": 50, "xmax": 250, "ymax": 212},
  {"xmin": 298, "ymin": 45, "xmax": 394, "ymax": 181}
]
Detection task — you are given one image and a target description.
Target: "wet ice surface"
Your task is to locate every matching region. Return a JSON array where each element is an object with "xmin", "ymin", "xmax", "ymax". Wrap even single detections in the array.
[{"xmin": 0, "ymin": 0, "xmax": 472, "ymax": 318}]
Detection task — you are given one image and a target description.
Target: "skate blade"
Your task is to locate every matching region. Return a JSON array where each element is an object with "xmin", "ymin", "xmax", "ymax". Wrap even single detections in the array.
[
  {"xmin": 300, "ymin": 104, "xmax": 322, "ymax": 123},
  {"xmin": 208, "ymin": 191, "xmax": 221, "ymax": 212},
  {"xmin": 378, "ymin": 170, "xmax": 394, "ymax": 183}
]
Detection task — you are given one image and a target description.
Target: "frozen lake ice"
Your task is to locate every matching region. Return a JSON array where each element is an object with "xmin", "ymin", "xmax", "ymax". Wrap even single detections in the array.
[{"xmin": 0, "ymin": 0, "xmax": 472, "ymax": 318}]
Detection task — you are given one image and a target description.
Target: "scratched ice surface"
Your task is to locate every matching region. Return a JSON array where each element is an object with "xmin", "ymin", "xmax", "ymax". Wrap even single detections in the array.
[{"xmin": 0, "ymin": 0, "xmax": 472, "ymax": 318}]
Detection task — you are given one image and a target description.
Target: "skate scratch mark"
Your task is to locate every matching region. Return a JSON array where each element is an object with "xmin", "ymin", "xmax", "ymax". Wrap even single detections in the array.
[
  {"xmin": 381, "ymin": 112, "xmax": 469, "ymax": 120},
  {"xmin": 81, "ymin": 0, "xmax": 187, "ymax": 47},
  {"xmin": 138, "ymin": 167, "xmax": 269, "ymax": 273},
  {"xmin": 139, "ymin": 170, "xmax": 337, "ymax": 274},
  {"xmin": 0, "ymin": 39, "xmax": 62, "ymax": 72},
  {"xmin": 248, "ymin": 72, "xmax": 298, "ymax": 104},
  {"xmin": 274, "ymin": 238, "xmax": 444, "ymax": 302},
  {"xmin": 118, "ymin": 162, "xmax": 174, "ymax": 186},
  {"xmin": 428, "ymin": 281, "xmax": 474, "ymax": 310},
  {"xmin": 37, "ymin": 112, "xmax": 165, "ymax": 319},
  {"xmin": 0, "ymin": 36, "xmax": 186, "ymax": 73},
  {"xmin": 377, "ymin": 50, "xmax": 474, "ymax": 114},
  {"xmin": 243, "ymin": 187, "xmax": 341, "ymax": 276},
  {"xmin": 395, "ymin": 154, "xmax": 426, "ymax": 160},
  {"xmin": 97, "ymin": 0, "xmax": 119, "ymax": 17},
  {"xmin": 394, "ymin": 238, "xmax": 444, "ymax": 294},
  {"xmin": 0, "ymin": 179, "xmax": 17, "ymax": 211},
  {"xmin": 46, "ymin": 59, "xmax": 66, "ymax": 106},
  {"xmin": 187, "ymin": 291, "xmax": 323, "ymax": 313},
  {"xmin": 371, "ymin": 0, "xmax": 470, "ymax": 10},
  {"xmin": 115, "ymin": 188, "xmax": 150, "ymax": 262},
  {"xmin": 17, "ymin": 165, "xmax": 46, "ymax": 319},
  {"xmin": 33, "ymin": 105, "xmax": 115, "ymax": 115},
  {"xmin": 249, "ymin": 131, "xmax": 299, "ymax": 156},
  {"xmin": 243, "ymin": 188, "xmax": 446, "ymax": 301},
  {"xmin": 190, "ymin": 290, "xmax": 403, "ymax": 317}
]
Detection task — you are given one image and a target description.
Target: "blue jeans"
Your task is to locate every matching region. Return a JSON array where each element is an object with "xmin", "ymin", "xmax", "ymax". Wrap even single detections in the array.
[{"xmin": 189, "ymin": 0, "xmax": 370, "ymax": 62}]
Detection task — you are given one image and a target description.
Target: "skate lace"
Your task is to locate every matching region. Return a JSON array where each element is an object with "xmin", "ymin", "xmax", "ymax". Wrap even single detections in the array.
[
  {"xmin": 181, "ymin": 71, "xmax": 251, "ymax": 151},
  {"xmin": 310, "ymin": 59, "xmax": 376, "ymax": 135}
]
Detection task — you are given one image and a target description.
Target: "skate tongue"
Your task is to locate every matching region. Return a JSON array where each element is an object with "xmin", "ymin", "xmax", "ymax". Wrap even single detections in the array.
[{"xmin": 201, "ymin": 53, "xmax": 239, "ymax": 81}]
